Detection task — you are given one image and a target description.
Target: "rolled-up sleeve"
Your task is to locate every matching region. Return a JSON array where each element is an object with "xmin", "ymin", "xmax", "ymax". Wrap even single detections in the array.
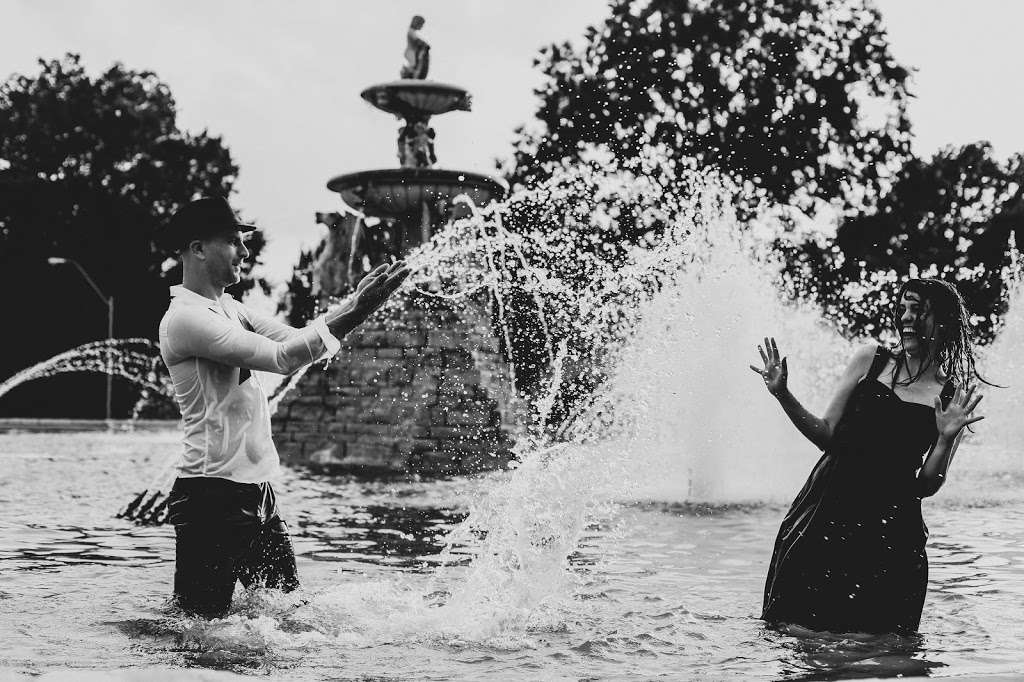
[
  {"xmin": 166, "ymin": 306, "xmax": 334, "ymax": 375},
  {"xmin": 311, "ymin": 316, "xmax": 342, "ymax": 357},
  {"xmin": 238, "ymin": 304, "xmax": 341, "ymax": 361}
]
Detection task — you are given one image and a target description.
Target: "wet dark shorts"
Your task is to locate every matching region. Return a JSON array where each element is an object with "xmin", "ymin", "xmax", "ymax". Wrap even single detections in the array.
[{"xmin": 167, "ymin": 477, "xmax": 299, "ymax": 618}]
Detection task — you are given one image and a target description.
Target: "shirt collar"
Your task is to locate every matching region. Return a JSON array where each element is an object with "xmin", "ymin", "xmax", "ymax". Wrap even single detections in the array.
[{"xmin": 169, "ymin": 285, "xmax": 232, "ymax": 315}]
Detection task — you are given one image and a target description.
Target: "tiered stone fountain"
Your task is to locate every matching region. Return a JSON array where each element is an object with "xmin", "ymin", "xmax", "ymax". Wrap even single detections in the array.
[{"xmin": 272, "ymin": 17, "xmax": 519, "ymax": 475}]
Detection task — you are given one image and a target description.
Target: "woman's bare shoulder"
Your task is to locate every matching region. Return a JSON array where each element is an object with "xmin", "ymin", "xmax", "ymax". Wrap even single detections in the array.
[
  {"xmin": 850, "ymin": 342, "xmax": 881, "ymax": 369},
  {"xmin": 831, "ymin": 343, "xmax": 881, "ymax": 385}
]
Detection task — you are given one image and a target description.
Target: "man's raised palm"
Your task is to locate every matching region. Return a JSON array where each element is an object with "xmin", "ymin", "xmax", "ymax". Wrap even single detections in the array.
[{"xmin": 352, "ymin": 261, "xmax": 410, "ymax": 316}]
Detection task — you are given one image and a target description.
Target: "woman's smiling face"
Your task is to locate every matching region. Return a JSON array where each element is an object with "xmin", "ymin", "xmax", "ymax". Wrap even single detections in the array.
[{"xmin": 897, "ymin": 290, "xmax": 937, "ymax": 357}]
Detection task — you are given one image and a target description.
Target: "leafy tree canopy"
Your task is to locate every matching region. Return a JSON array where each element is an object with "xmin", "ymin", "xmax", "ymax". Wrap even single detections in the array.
[
  {"xmin": 781, "ymin": 142, "xmax": 1024, "ymax": 342},
  {"xmin": 507, "ymin": 0, "xmax": 1021, "ymax": 345},
  {"xmin": 508, "ymin": 0, "xmax": 913, "ymax": 213},
  {"xmin": 0, "ymin": 53, "xmax": 260, "ymax": 417}
]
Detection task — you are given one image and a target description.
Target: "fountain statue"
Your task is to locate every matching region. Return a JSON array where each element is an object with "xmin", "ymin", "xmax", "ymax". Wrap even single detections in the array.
[
  {"xmin": 401, "ymin": 15, "xmax": 430, "ymax": 80},
  {"xmin": 271, "ymin": 17, "xmax": 515, "ymax": 475}
]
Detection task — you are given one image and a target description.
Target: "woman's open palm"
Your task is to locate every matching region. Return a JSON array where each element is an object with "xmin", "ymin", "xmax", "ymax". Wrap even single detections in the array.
[
  {"xmin": 934, "ymin": 385, "xmax": 984, "ymax": 439},
  {"xmin": 750, "ymin": 336, "xmax": 788, "ymax": 397}
]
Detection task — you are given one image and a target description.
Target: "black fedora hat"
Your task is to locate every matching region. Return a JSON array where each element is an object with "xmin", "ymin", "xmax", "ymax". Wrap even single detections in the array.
[{"xmin": 159, "ymin": 196, "xmax": 257, "ymax": 251}]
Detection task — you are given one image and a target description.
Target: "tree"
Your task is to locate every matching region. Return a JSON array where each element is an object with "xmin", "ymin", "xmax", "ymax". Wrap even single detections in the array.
[
  {"xmin": 781, "ymin": 142, "xmax": 1024, "ymax": 342},
  {"xmin": 506, "ymin": 0, "xmax": 1022, "ymax": 350},
  {"xmin": 0, "ymin": 54, "xmax": 260, "ymax": 418},
  {"xmin": 507, "ymin": 0, "xmax": 912, "ymax": 214},
  {"xmin": 278, "ymin": 247, "xmax": 319, "ymax": 328},
  {"xmin": 493, "ymin": 0, "xmax": 916, "ymax": 425}
]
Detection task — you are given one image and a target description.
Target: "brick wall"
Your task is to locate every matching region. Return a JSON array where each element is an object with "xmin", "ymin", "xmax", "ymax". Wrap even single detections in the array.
[{"xmin": 271, "ymin": 292, "xmax": 523, "ymax": 475}]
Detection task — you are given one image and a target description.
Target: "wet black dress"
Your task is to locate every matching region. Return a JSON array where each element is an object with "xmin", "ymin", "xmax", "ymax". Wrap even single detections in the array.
[{"xmin": 761, "ymin": 346, "xmax": 953, "ymax": 633}]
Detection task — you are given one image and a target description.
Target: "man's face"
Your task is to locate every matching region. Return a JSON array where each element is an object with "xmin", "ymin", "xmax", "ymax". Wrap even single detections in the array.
[{"xmin": 200, "ymin": 229, "xmax": 250, "ymax": 286}]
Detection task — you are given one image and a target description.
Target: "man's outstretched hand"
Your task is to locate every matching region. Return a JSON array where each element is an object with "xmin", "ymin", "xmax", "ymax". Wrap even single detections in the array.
[
  {"xmin": 351, "ymin": 261, "xmax": 411, "ymax": 317},
  {"xmin": 324, "ymin": 261, "xmax": 411, "ymax": 339}
]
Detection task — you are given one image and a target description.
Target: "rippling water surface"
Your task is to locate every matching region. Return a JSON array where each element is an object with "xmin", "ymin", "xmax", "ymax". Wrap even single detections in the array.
[{"xmin": 2, "ymin": 429, "xmax": 1023, "ymax": 681}]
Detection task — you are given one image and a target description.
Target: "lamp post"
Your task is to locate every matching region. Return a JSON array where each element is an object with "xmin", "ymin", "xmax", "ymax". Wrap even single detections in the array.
[{"xmin": 47, "ymin": 257, "xmax": 114, "ymax": 422}]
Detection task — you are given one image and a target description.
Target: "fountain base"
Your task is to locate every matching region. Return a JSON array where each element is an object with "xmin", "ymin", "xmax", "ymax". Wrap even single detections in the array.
[{"xmin": 272, "ymin": 292, "xmax": 522, "ymax": 475}]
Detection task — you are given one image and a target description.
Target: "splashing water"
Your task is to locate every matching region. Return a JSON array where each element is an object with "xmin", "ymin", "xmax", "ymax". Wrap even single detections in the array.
[
  {"xmin": 593, "ymin": 213, "xmax": 854, "ymax": 503},
  {"xmin": 323, "ymin": 147, "xmax": 1024, "ymax": 646},
  {"xmin": 165, "ymin": 154, "xmax": 761, "ymax": 650},
  {"xmin": 0, "ymin": 338, "xmax": 177, "ymax": 522},
  {"xmin": 28, "ymin": 146, "xmax": 1020, "ymax": 660},
  {"xmin": 0, "ymin": 338, "xmax": 171, "ymax": 402},
  {"xmin": 254, "ymin": 156, "xmax": 849, "ymax": 644},
  {"xmin": 976, "ymin": 265, "xmax": 1024, "ymax": 473}
]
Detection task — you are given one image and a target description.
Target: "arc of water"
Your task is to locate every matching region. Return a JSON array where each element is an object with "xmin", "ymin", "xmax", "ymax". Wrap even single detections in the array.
[
  {"xmin": 398, "ymin": 193, "xmax": 526, "ymax": 396},
  {"xmin": 446, "ymin": 193, "xmax": 560, "ymax": 407},
  {"xmin": 268, "ymin": 363, "xmax": 314, "ymax": 415},
  {"xmin": 407, "ymin": 279, "xmax": 497, "ymax": 302},
  {"xmin": 0, "ymin": 338, "xmax": 171, "ymax": 401},
  {"xmin": 485, "ymin": 202, "xmax": 556, "ymax": 367},
  {"xmin": 0, "ymin": 337, "xmax": 181, "ymax": 524},
  {"xmin": 481, "ymin": 215, "xmax": 520, "ymax": 395}
]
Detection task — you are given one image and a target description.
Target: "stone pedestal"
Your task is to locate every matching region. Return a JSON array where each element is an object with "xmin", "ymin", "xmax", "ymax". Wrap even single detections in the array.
[{"xmin": 271, "ymin": 293, "xmax": 522, "ymax": 475}]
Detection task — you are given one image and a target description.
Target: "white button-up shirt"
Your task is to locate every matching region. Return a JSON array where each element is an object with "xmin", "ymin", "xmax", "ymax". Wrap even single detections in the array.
[{"xmin": 159, "ymin": 285, "xmax": 340, "ymax": 483}]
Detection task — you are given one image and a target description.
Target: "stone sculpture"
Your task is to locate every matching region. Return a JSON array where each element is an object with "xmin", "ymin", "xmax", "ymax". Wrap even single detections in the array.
[{"xmin": 400, "ymin": 15, "xmax": 430, "ymax": 80}]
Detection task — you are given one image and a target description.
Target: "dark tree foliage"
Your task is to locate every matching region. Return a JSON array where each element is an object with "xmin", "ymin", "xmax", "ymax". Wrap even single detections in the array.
[
  {"xmin": 0, "ymin": 54, "xmax": 259, "ymax": 417},
  {"xmin": 278, "ymin": 247, "xmax": 319, "ymax": 328},
  {"xmin": 506, "ymin": 0, "xmax": 1020, "ymax": 351},
  {"xmin": 507, "ymin": 0, "xmax": 912, "ymax": 213},
  {"xmin": 781, "ymin": 142, "xmax": 1024, "ymax": 343},
  {"xmin": 496, "ymin": 0, "xmax": 915, "ymax": 421}
]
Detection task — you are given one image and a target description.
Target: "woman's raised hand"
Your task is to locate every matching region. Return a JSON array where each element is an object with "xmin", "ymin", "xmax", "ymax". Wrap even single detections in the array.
[
  {"xmin": 934, "ymin": 385, "xmax": 984, "ymax": 440},
  {"xmin": 750, "ymin": 336, "xmax": 788, "ymax": 397}
]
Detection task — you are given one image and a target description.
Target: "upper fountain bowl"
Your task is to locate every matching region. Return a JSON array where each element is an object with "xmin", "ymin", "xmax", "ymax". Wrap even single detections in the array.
[
  {"xmin": 327, "ymin": 167, "xmax": 507, "ymax": 218},
  {"xmin": 361, "ymin": 80, "xmax": 472, "ymax": 118}
]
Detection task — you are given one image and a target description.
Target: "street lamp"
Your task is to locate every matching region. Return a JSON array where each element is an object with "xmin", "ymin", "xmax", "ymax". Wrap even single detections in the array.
[{"xmin": 47, "ymin": 257, "xmax": 115, "ymax": 422}]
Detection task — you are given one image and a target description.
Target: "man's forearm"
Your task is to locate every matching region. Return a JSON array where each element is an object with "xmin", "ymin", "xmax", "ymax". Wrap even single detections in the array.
[{"xmin": 324, "ymin": 303, "xmax": 369, "ymax": 340}]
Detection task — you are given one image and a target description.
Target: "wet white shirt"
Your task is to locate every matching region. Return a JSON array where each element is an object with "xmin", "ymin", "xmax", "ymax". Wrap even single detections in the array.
[{"xmin": 158, "ymin": 285, "xmax": 340, "ymax": 483}]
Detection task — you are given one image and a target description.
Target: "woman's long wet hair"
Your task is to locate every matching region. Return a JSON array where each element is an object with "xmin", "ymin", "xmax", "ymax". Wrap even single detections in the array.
[{"xmin": 890, "ymin": 278, "xmax": 991, "ymax": 390}]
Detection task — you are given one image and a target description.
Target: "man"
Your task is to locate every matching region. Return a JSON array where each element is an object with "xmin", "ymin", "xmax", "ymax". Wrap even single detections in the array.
[{"xmin": 157, "ymin": 196, "xmax": 408, "ymax": 618}]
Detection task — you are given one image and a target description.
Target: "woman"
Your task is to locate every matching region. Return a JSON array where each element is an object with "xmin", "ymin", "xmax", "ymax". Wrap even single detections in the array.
[{"xmin": 751, "ymin": 278, "xmax": 985, "ymax": 634}]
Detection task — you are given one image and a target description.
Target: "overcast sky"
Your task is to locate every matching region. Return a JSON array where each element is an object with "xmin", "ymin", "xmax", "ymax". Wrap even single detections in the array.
[{"xmin": 3, "ymin": 0, "xmax": 1023, "ymax": 285}]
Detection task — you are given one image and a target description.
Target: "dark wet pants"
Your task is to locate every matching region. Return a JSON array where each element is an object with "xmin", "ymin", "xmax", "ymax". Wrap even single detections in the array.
[{"xmin": 167, "ymin": 477, "xmax": 299, "ymax": 619}]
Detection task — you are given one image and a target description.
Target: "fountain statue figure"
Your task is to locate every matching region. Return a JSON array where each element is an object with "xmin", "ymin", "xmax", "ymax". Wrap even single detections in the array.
[
  {"xmin": 401, "ymin": 15, "xmax": 430, "ymax": 80},
  {"xmin": 399, "ymin": 118, "xmax": 436, "ymax": 168}
]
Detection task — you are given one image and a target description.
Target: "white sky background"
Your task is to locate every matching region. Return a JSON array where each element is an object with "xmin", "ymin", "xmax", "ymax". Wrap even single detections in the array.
[{"xmin": 3, "ymin": 0, "xmax": 1023, "ymax": 286}]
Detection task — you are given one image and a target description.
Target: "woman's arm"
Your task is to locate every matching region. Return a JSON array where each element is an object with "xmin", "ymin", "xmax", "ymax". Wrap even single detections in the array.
[
  {"xmin": 918, "ymin": 386, "xmax": 984, "ymax": 497},
  {"xmin": 751, "ymin": 339, "xmax": 876, "ymax": 451},
  {"xmin": 917, "ymin": 433, "xmax": 963, "ymax": 498}
]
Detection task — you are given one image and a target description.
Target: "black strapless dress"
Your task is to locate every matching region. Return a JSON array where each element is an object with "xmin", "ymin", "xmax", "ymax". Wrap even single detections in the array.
[{"xmin": 761, "ymin": 346, "xmax": 953, "ymax": 633}]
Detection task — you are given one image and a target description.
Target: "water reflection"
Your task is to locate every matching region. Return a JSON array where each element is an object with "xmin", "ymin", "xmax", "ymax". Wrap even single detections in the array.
[
  {"xmin": 283, "ymin": 472, "xmax": 479, "ymax": 570},
  {"xmin": 2, "ymin": 432, "xmax": 1023, "ymax": 680},
  {"xmin": 768, "ymin": 626, "xmax": 944, "ymax": 680},
  {"xmin": 295, "ymin": 503, "xmax": 468, "ymax": 568},
  {"xmin": 0, "ymin": 521, "xmax": 168, "ymax": 571}
]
